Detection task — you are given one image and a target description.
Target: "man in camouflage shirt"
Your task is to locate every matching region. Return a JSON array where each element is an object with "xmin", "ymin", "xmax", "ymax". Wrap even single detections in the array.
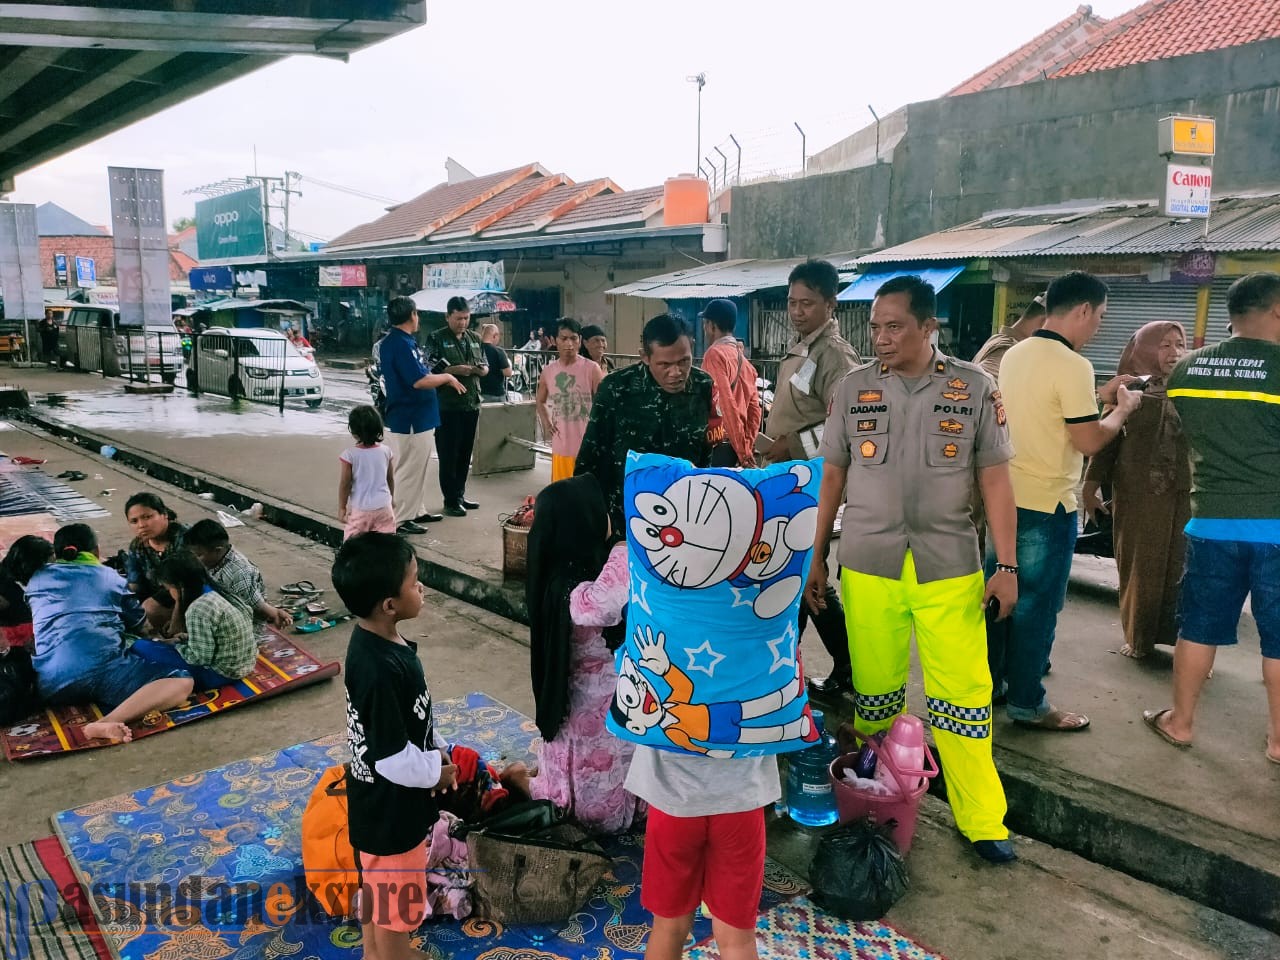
[{"xmin": 575, "ymin": 314, "xmax": 725, "ymax": 529}]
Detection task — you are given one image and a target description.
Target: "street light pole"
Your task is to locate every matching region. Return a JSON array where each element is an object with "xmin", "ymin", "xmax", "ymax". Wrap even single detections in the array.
[{"xmin": 687, "ymin": 72, "xmax": 707, "ymax": 174}]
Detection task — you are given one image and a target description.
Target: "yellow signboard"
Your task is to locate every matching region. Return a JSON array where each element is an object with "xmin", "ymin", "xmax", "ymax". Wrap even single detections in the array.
[{"xmin": 1158, "ymin": 115, "xmax": 1216, "ymax": 157}]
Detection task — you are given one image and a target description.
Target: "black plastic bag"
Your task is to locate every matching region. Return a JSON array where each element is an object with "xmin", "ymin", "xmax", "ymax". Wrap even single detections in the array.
[
  {"xmin": 0, "ymin": 647, "xmax": 40, "ymax": 725},
  {"xmin": 809, "ymin": 817, "xmax": 909, "ymax": 920}
]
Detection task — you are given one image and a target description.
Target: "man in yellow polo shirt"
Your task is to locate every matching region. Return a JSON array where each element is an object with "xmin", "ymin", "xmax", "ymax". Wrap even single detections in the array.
[{"xmin": 993, "ymin": 271, "xmax": 1141, "ymax": 731}]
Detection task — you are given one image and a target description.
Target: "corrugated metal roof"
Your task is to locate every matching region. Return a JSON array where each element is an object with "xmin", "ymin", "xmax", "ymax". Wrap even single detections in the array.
[
  {"xmin": 606, "ymin": 258, "xmax": 809, "ymax": 299},
  {"xmin": 853, "ymin": 193, "xmax": 1280, "ymax": 265}
]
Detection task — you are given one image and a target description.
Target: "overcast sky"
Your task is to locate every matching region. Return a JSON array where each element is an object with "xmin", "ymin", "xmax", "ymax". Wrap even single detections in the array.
[{"xmin": 10, "ymin": 0, "xmax": 1136, "ymax": 242}]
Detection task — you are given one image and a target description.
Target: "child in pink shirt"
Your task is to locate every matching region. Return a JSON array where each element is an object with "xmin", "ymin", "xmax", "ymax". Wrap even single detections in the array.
[
  {"xmin": 338, "ymin": 405, "xmax": 396, "ymax": 539},
  {"xmin": 536, "ymin": 318, "xmax": 603, "ymax": 482}
]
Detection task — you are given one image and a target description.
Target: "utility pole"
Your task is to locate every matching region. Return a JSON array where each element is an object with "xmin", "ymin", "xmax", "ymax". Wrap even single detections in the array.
[
  {"xmin": 281, "ymin": 171, "xmax": 302, "ymax": 250},
  {"xmin": 686, "ymin": 72, "xmax": 707, "ymax": 174}
]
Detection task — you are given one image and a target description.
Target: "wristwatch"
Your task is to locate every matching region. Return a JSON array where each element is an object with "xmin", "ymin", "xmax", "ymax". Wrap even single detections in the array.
[{"xmin": 995, "ymin": 563, "xmax": 1019, "ymax": 575}]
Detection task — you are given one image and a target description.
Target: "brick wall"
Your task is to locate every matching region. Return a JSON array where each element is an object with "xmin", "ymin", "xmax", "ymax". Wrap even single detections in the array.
[{"xmin": 38, "ymin": 236, "xmax": 115, "ymax": 288}]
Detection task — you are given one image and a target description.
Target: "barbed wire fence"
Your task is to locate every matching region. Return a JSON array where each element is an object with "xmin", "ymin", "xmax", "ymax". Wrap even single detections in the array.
[{"xmin": 701, "ymin": 108, "xmax": 874, "ymax": 190}]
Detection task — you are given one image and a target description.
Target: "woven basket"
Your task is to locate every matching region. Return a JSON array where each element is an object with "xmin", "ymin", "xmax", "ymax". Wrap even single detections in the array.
[{"xmin": 502, "ymin": 522, "xmax": 530, "ymax": 578}]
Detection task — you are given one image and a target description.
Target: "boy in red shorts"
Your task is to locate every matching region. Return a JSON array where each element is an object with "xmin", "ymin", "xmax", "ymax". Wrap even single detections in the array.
[
  {"xmin": 626, "ymin": 745, "xmax": 775, "ymax": 959},
  {"xmin": 334, "ymin": 533, "xmax": 457, "ymax": 959}
]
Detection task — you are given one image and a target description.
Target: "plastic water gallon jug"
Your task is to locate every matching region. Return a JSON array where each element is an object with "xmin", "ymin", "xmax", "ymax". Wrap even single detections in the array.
[
  {"xmin": 874, "ymin": 715, "xmax": 926, "ymax": 796},
  {"xmin": 786, "ymin": 708, "xmax": 839, "ymax": 826}
]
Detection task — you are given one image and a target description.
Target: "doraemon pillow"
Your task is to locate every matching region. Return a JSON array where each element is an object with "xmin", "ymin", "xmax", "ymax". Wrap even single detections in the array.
[{"xmin": 605, "ymin": 452, "xmax": 823, "ymax": 759}]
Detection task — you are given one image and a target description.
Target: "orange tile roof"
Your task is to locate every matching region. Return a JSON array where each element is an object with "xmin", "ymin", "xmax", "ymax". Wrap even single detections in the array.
[
  {"xmin": 480, "ymin": 178, "xmax": 620, "ymax": 234},
  {"xmin": 546, "ymin": 186, "xmax": 664, "ymax": 228},
  {"xmin": 326, "ymin": 164, "xmax": 542, "ymax": 249},
  {"xmin": 1052, "ymin": 0, "xmax": 1280, "ymax": 77},
  {"xmin": 947, "ymin": 5, "xmax": 1110, "ymax": 96},
  {"xmin": 429, "ymin": 173, "xmax": 565, "ymax": 239}
]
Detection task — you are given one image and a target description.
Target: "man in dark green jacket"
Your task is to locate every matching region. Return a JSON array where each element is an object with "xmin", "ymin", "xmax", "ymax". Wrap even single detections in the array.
[
  {"xmin": 426, "ymin": 296, "xmax": 488, "ymax": 517},
  {"xmin": 575, "ymin": 314, "xmax": 725, "ymax": 529}
]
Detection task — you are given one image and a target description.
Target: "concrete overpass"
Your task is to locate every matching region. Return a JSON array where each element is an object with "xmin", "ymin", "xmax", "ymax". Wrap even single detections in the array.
[{"xmin": 0, "ymin": 1, "xmax": 426, "ymax": 189}]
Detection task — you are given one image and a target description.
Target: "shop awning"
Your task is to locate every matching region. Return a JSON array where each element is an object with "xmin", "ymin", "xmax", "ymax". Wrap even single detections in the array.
[
  {"xmin": 836, "ymin": 265, "xmax": 966, "ymax": 301},
  {"xmin": 410, "ymin": 288, "xmax": 515, "ymax": 314}
]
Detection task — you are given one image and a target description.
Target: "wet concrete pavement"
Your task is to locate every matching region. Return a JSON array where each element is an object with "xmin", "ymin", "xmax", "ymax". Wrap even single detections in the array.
[
  {"xmin": 0, "ymin": 407, "xmax": 1277, "ymax": 958},
  {"xmin": 8, "ymin": 370, "xmax": 1280, "ymax": 925}
]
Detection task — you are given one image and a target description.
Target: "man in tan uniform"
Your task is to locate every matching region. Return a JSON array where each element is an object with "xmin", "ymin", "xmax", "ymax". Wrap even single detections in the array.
[
  {"xmin": 973, "ymin": 295, "xmax": 1046, "ymax": 381},
  {"xmin": 763, "ymin": 258, "xmax": 861, "ymax": 695},
  {"xmin": 807, "ymin": 274, "xmax": 1020, "ymax": 863}
]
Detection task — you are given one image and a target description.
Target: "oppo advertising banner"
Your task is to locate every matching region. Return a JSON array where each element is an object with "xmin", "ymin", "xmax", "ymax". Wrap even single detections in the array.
[
  {"xmin": 196, "ymin": 187, "xmax": 267, "ymax": 261},
  {"xmin": 108, "ymin": 166, "xmax": 172, "ymax": 328}
]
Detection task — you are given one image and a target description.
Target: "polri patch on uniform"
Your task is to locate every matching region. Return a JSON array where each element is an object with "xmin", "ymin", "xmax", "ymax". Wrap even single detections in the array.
[
  {"xmin": 857, "ymin": 418, "xmax": 878, "ymax": 432},
  {"xmin": 942, "ymin": 442, "xmax": 959, "ymax": 459},
  {"xmin": 859, "ymin": 439, "xmax": 878, "ymax": 459},
  {"xmin": 938, "ymin": 418, "xmax": 964, "ymax": 435},
  {"xmin": 942, "ymin": 390, "xmax": 970, "ymax": 401},
  {"xmin": 947, "ymin": 377, "xmax": 968, "ymax": 390},
  {"xmin": 991, "ymin": 390, "xmax": 1007, "ymax": 426},
  {"xmin": 858, "ymin": 390, "xmax": 883, "ymax": 403}
]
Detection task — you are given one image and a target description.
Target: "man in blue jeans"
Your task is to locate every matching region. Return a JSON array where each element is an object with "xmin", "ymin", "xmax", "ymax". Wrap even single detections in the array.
[
  {"xmin": 1143, "ymin": 272, "xmax": 1280, "ymax": 762},
  {"xmin": 992, "ymin": 271, "xmax": 1141, "ymax": 731}
]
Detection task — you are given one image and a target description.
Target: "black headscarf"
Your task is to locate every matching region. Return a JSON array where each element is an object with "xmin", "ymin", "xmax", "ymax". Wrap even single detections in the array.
[{"xmin": 527, "ymin": 474, "xmax": 612, "ymax": 742}]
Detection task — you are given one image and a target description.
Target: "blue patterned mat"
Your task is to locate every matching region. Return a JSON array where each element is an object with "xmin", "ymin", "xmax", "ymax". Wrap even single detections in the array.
[{"xmin": 52, "ymin": 692, "xmax": 806, "ymax": 960}]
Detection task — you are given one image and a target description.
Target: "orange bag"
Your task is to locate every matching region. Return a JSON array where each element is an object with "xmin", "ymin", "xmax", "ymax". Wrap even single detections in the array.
[{"xmin": 300, "ymin": 764, "xmax": 359, "ymax": 918}]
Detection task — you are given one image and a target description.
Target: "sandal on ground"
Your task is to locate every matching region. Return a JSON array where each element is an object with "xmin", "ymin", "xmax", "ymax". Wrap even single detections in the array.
[
  {"xmin": 1014, "ymin": 709, "xmax": 1090, "ymax": 732},
  {"xmin": 305, "ymin": 602, "xmax": 329, "ymax": 615},
  {"xmin": 1267, "ymin": 738, "xmax": 1280, "ymax": 765},
  {"xmin": 1143, "ymin": 709, "xmax": 1192, "ymax": 749},
  {"xmin": 1118, "ymin": 644, "xmax": 1148, "ymax": 660},
  {"xmin": 294, "ymin": 614, "xmax": 351, "ymax": 634},
  {"xmin": 280, "ymin": 580, "xmax": 318, "ymax": 596}
]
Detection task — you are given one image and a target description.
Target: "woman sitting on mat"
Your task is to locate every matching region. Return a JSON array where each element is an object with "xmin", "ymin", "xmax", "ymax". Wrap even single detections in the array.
[
  {"xmin": 527, "ymin": 473, "xmax": 643, "ymax": 833},
  {"xmin": 131, "ymin": 551, "xmax": 256, "ymax": 691},
  {"xmin": 28, "ymin": 523, "xmax": 193, "ymax": 742},
  {"xmin": 122, "ymin": 492, "xmax": 189, "ymax": 635},
  {"xmin": 0, "ymin": 535, "xmax": 54, "ymax": 651}
]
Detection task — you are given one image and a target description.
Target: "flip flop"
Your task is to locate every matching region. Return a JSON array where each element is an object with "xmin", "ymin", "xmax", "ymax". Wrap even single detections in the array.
[
  {"xmin": 1014, "ymin": 708, "xmax": 1091, "ymax": 732},
  {"xmin": 1267, "ymin": 738, "xmax": 1280, "ymax": 765},
  {"xmin": 280, "ymin": 580, "xmax": 318, "ymax": 596},
  {"xmin": 10, "ymin": 456, "xmax": 46, "ymax": 465},
  {"xmin": 1143, "ymin": 709, "xmax": 1191, "ymax": 749},
  {"xmin": 305, "ymin": 602, "xmax": 329, "ymax": 615},
  {"xmin": 294, "ymin": 614, "xmax": 352, "ymax": 634}
]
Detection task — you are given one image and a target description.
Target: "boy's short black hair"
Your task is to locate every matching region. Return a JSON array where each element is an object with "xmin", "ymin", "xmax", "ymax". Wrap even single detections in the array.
[
  {"xmin": 555, "ymin": 317, "xmax": 582, "ymax": 337},
  {"xmin": 874, "ymin": 275, "xmax": 936, "ymax": 323},
  {"xmin": 185, "ymin": 518, "xmax": 231, "ymax": 550},
  {"xmin": 348, "ymin": 404, "xmax": 385, "ymax": 446},
  {"xmin": 333, "ymin": 532, "xmax": 416, "ymax": 617},
  {"xmin": 446, "ymin": 295, "xmax": 470, "ymax": 316},
  {"xmin": 1045, "ymin": 271, "xmax": 1109, "ymax": 315}
]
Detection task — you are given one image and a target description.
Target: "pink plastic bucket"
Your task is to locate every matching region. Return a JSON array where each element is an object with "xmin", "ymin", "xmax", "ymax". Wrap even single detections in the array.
[{"xmin": 828, "ymin": 736, "xmax": 939, "ymax": 854}]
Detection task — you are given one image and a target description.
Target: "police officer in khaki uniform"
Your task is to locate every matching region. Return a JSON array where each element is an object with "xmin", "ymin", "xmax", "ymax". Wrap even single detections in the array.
[
  {"xmin": 806, "ymin": 275, "xmax": 1021, "ymax": 863},
  {"xmin": 763, "ymin": 259, "xmax": 861, "ymax": 696}
]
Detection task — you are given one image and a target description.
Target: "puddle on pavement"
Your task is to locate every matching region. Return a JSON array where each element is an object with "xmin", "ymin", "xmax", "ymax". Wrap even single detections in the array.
[{"xmin": 29, "ymin": 388, "xmax": 350, "ymax": 439}]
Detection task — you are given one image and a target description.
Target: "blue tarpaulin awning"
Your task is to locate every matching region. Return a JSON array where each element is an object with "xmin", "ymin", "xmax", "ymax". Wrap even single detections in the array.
[{"xmin": 837, "ymin": 265, "xmax": 966, "ymax": 301}]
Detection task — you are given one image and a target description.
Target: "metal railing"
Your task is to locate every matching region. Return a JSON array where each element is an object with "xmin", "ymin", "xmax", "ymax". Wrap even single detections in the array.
[
  {"xmin": 117, "ymin": 330, "xmax": 183, "ymax": 385},
  {"xmin": 186, "ymin": 329, "xmax": 323, "ymax": 412}
]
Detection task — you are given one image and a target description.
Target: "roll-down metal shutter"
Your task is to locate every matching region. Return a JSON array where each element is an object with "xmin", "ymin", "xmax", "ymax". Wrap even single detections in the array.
[{"xmin": 1081, "ymin": 282, "xmax": 1200, "ymax": 377}]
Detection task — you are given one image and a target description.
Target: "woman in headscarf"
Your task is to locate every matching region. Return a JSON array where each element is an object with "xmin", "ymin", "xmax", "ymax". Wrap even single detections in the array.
[
  {"xmin": 526, "ymin": 473, "xmax": 642, "ymax": 832},
  {"xmin": 1083, "ymin": 321, "xmax": 1190, "ymax": 660}
]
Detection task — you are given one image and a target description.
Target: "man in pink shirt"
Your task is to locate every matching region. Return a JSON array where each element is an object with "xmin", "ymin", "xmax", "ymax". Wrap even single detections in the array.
[
  {"xmin": 537, "ymin": 318, "xmax": 604, "ymax": 481},
  {"xmin": 699, "ymin": 300, "xmax": 761, "ymax": 467}
]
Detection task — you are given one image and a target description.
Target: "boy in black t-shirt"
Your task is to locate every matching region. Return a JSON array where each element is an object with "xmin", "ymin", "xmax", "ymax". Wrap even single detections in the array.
[{"xmin": 333, "ymin": 533, "xmax": 457, "ymax": 958}]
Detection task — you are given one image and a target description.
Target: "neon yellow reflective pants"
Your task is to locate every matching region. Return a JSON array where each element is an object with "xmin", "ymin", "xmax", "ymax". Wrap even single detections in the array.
[{"xmin": 840, "ymin": 552, "xmax": 1009, "ymax": 842}]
